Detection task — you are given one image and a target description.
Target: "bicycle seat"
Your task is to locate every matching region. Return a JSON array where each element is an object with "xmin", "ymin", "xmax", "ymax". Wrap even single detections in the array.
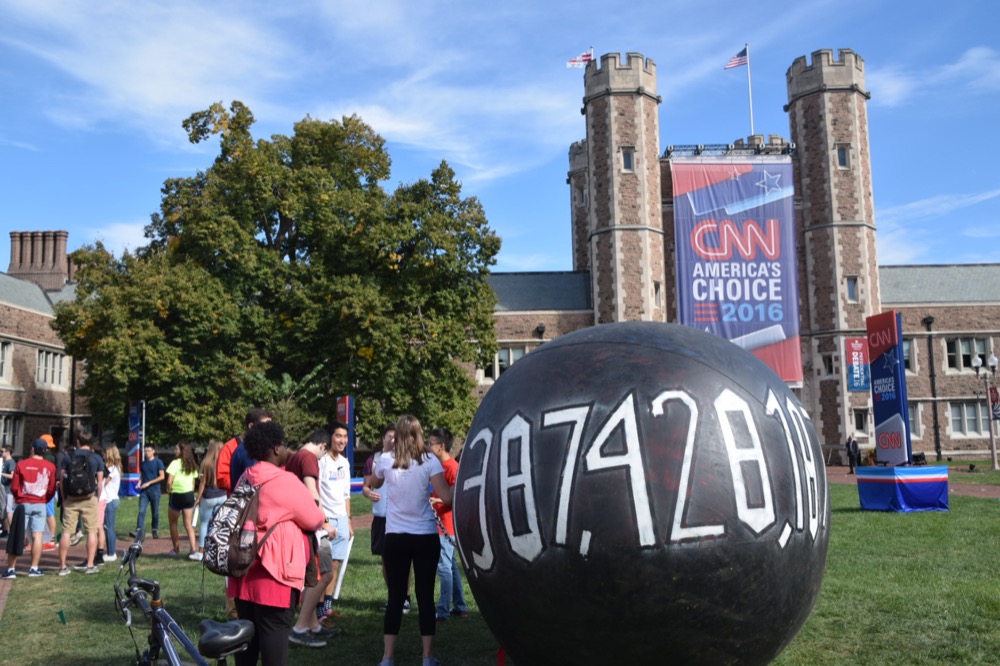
[{"xmin": 198, "ymin": 619, "xmax": 255, "ymax": 659}]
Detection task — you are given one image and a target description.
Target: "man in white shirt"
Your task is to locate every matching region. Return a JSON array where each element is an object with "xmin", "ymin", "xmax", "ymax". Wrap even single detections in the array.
[{"xmin": 317, "ymin": 422, "xmax": 354, "ymax": 620}]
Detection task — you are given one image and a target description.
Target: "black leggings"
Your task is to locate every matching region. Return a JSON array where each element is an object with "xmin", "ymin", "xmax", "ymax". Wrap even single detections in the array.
[
  {"xmin": 234, "ymin": 596, "xmax": 295, "ymax": 666},
  {"xmin": 383, "ymin": 532, "xmax": 441, "ymax": 636}
]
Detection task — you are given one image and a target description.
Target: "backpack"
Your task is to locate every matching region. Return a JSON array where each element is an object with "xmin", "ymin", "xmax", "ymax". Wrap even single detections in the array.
[
  {"xmin": 64, "ymin": 454, "xmax": 97, "ymax": 498},
  {"xmin": 203, "ymin": 476, "xmax": 277, "ymax": 577}
]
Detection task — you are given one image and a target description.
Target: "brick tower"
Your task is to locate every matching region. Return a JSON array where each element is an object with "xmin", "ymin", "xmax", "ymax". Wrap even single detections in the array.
[
  {"xmin": 574, "ymin": 52, "xmax": 666, "ymax": 324},
  {"xmin": 785, "ymin": 49, "xmax": 880, "ymax": 446}
]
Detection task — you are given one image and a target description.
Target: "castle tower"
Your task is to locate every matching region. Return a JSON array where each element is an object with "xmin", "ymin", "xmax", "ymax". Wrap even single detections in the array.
[
  {"xmin": 785, "ymin": 49, "xmax": 880, "ymax": 446},
  {"xmin": 577, "ymin": 52, "xmax": 665, "ymax": 323}
]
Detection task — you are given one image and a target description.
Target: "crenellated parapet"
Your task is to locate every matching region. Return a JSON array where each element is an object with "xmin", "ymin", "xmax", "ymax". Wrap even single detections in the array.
[
  {"xmin": 583, "ymin": 52, "xmax": 660, "ymax": 107},
  {"xmin": 785, "ymin": 49, "xmax": 869, "ymax": 109}
]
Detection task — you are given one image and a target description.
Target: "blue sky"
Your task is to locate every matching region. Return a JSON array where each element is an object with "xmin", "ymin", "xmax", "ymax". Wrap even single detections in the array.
[{"xmin": 1, "ymin": 0, "xmax": 997, "ymax": 274}]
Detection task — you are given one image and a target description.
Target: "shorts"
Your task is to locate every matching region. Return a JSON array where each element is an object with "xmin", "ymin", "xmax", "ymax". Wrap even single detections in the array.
[
  {"xmin": 304, "ymin": 533, "xmax": 335, "ymax": 587},
  {"xmin": 169, "ymin": 491, "xmax": 195, "ymax": 511},
  {"xmin": 22, "ymin": 502, "xmax": 48, "ymax": 533},
  {"xmin": 370, "ymin": 515, "xmax": 386, "ymax": 556},
  {"xmin": 2, "ymin": 490, "xmax": 12, "ymax": 514},
  {"xmin": 327, "ymin": 515, "xmax": 350, "ymax": 561},
  {"xmin": 46, "ymin": 497, "xmax": 56, "ymax": 517},
  {"xmin": 62, "ymin": 496, "xmax": 98, "ymax": 534}
]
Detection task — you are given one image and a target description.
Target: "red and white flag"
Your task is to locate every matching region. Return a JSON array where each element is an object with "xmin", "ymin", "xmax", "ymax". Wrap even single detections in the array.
[
  {"xmin": 567, "ymin": 50, "xmax": 594, "ymax": 68},
  {"xmin": 725, "ymin": 46, "xmax": 748, "ymax": 70}
]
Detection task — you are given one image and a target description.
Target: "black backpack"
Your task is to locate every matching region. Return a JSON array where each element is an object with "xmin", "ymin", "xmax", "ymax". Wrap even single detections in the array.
[
  {"xmin": 203, "ymin": 477, "xmax": 277, "ymax": 577},
  {"xmin": 64, "ymin": 454, "xmax": 97, "ymax": 498}
]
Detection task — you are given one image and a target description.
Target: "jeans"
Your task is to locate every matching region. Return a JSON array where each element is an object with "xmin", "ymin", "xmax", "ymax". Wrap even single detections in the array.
[
  {"xmin": 136, "ymin": 489, "xmax": 161, "ymax": 532},
  {"xmin": 436, "ymin": 534, "xmax": 468, "ymax": 619},
  {"xmin": 104, "ymin": 498, "xmax": 120, "ymax": 555},
  {"xmin": 197, "ymin": 494, "xmax": 227, "ymax": 547}
]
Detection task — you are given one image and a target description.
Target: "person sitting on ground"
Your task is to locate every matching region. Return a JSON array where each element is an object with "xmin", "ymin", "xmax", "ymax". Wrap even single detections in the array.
[{"xmin": 227, "ymin": 421, "xmax": 325, "ymax": 666}]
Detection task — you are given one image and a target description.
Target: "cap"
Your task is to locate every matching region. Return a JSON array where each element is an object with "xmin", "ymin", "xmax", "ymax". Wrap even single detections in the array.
[
  {"xmin": 40, "ymin": 433, "xmax": 55, "ymax": 449},
  {"xmin": 32, "ymin": 438, "xmax": 50, "ymax": 453}
]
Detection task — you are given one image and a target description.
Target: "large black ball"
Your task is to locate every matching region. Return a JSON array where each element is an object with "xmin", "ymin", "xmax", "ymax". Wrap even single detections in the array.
[{"xmin": 454, "ymin": 322, "xmax": 829, "ymax": 666}]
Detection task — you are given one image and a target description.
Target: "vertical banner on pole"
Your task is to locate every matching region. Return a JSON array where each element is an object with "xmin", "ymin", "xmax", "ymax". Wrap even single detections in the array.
[
  {"xmin": 671, "ymin": 157, "xmax": 802, "ymax": 384},
  {"xmin": 122, "ymin": 400, "xmax": 144, "ymax": 496},
  {"xmin": 866, "ymin": 311, "xmax": 912, "ymax": 466},
  {"xmin": 336, "ymin": 396, "xmax": 356, "ymax": 475},
  {"xmin": 846, "ymin": 337, "xmax": 871, "ymax": 392}
]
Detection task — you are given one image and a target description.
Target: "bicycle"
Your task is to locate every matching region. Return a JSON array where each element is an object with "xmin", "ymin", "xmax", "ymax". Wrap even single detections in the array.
[{"xmin": 114, "ymin": 529, "xmax": 254, "ymax": 665}]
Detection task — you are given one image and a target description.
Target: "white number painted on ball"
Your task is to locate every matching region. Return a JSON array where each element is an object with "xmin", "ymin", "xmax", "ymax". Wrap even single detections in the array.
[{"xmin": 459, "ymin": 386, "xmax": 825, "ymax": 570}]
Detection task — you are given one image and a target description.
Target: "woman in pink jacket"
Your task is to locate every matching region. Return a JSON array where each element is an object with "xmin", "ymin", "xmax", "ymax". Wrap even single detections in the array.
[{"xmin": 227, "ymin": 421, "xmax": 325, "ymax": 666}]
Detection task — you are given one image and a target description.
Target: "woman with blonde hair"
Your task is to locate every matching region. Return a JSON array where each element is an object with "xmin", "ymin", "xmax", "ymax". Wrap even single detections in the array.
[
  {"xmin": 370, "ymin": 414, "xmax": 453, "ymax": 666},
  {"xmin": 99, "ymin": 445, "xmax": 123, "ymax": 562},
  {"xmin": 165, "ymin": 442, "xmax": 199, "ymax": 557},
  {"xmin": 190, "ymin": 439, "xmax": 226, "ymax": 561}
]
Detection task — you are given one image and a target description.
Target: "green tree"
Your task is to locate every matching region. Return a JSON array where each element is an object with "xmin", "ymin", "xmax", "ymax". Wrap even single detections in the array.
[{"xmin": 53, "ymin": 102, "xmax": 499, "ymax": 445}]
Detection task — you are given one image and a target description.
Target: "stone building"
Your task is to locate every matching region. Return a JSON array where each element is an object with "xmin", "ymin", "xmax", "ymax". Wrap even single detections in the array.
[
  {"xmin": 1, "ymin": 231, "xmax": 88, "ymax": 456},
  {"xmin": 482, "ymin": 49, "xmax": 1000, "ymax": 461}
]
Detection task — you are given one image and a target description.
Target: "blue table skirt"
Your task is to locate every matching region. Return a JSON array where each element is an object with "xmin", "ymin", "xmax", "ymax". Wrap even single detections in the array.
[{"xmin": 856, "ymin": 466, "xmax": 949, "ymax": 512}]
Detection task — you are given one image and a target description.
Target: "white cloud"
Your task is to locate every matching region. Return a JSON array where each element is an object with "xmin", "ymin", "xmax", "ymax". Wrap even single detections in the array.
[
  {"xmin": 869, "ymin": 46, "xmax": 1000, "ymax": 107},
  {"xmin": 87, "ymin": 220, "xmax": 149, "ymax": 257}
]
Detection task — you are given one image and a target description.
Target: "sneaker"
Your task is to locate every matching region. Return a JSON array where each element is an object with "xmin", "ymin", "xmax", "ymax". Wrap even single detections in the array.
[
  {"xmin": 0, "ymin": 530, "xmax": 9, "ymax": 538},
  {"xmin": 58, "ymin": 567, "xmax": 71, "ymax": 576},
  {"xmin": 73, "ymin": 563, "xmax": 92, "ymax": 571},
  {"xmin": 188, "ymin": 551, "xmax": 203, "ymax": 561},
  {"xmin": 2, "ymin": 568, "xmax": 15, "ymax": 579},
  {"xmin": 402, "ymin": 597, "xmax": 411, "ymax": 614},
  {"xmin": 84, "ymin": 566, "xmax": 100, "ymax": 575},
  {"xmin": 288, "ymin": 629, "xmax": 326, "ymax": 648},
  {"xmin": 151, "ymin": 531, "xmax": 159, "ymax": 539},
  {"xmin": 42, "ymin": 542, "xmax": 56, "ymax": 551},
  {"xmin": 450, "ymin": 609, "xmax": 469, "ymax": 618},
  {"xmin": 166, "ymin": 549, "xmax": 178, "ymax": 557},
  {"xmin": 28, "ymin": 567, "xmax": 44, "ymax": 577},
  {"xmin": 70, "ymin": 532, "xmax": 84, "ymax": 546},
  {"xmin": 103, "ymin": 553, "xmax": 117, "ymax": 563},
  {"xmin": 311, "ymin": 625, "xmax": 341, "ymax": 638},
  {"xmin": 128, "ymin": 531, "xmax": 137, "ymax": 538}
]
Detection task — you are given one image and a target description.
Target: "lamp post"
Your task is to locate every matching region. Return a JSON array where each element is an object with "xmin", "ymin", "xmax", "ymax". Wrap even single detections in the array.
[{"xmin": 971, "ymin": 352, "xmax": 999, "ymax": 471}]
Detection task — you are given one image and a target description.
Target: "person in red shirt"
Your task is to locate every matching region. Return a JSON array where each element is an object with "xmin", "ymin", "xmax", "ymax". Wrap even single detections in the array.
[
  {"xmin": 427, "ymin": 428, "xmax": 468, "ymax": 622},
  {"xmin": 217, "ymin": 408, "xmax": 273, "ymax": 494},
  {"xmin": 3, "ymin": 439, "xmax": 58, "ymax": 578}
]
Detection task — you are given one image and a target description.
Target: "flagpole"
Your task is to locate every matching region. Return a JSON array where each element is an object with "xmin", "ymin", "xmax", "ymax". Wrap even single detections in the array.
[{"xmin": 745, "ymin": 42, "xmax": 755, "ymax": 137}]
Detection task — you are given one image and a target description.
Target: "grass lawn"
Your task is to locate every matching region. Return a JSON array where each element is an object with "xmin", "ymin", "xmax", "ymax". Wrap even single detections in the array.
[{"xmin": 2, "ymin": 484, "xmax": 1000, "ymax": 665}]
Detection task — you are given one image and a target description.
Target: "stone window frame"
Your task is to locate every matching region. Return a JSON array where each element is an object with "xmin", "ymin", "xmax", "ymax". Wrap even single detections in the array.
[
  {"xmin": 852, "ymin": 408, "xmax": 868, "ymax": 433},
  {"xmin": 0, "ymin": 340, "xmax": 11, "ymax": 384},
  {"xmin": 483, "ymin": 344, "xmax": 537, "ymax": 381},
  {"xmin": 907, "ymin": 401, "xmax": 922, "ymax": 440},
  {"xmin": 835, "ymin": 143, "xmax": 851, "ymax": 169},
  {"xmin": 944, "ymin": 337, "xmax": 987, "ymax": 372},
  {"xmin": 820, "ymin": 352, "xmax": 836, "ymax": 376},
  {"xmin": 36, "ymin": 349, "xmax": 67, "ymax": 389},
  {"xmin": 621, "ymin": 146, "xmax": 635, "ymax": 172},
  {"xmin": 901, "ymin": 338, "xmax": 916, "ymax": 374},
  {"xmin": 948, "ymin": 400, "xmax": 991, "ymax": 437},
  {"xmin": 845, "ymin": 276, "xmax": 859, "ymax": 303},
  {"xmin": 0, "ymin": 413, "xmax": 22, "ymax": 450}
]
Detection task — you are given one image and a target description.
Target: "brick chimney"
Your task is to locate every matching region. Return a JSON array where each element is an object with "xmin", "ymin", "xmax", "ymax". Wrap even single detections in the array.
[{"xmin": 7, "ymin": 230, "xmax": 72, "ymax": 290}]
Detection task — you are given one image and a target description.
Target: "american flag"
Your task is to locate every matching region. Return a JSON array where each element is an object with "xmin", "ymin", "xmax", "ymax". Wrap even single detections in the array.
[
  {"xmin": 567, "ymin": 50, "xmax": 594, "ymax": 68},
  {"xmin": 725, "ymin": 47, "xmax": 748, "ymax": 70}
]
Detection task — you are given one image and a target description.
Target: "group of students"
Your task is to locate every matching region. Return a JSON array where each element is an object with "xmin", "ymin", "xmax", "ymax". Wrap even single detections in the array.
[
  {"xmin": 1, "ymin": 431, "xmax": 122, "ymax": 577},
  {"xmin": 2, "ymin": 412, "xmax": 464, "ymax": 666}
]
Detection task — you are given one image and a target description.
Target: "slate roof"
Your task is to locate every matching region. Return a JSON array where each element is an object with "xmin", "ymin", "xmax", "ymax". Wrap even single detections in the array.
[
  {"xmin": 880, "ymin": 265, "xmax": 1000, "ymax": 305},
  {"xmin": 488, "ymin": 272, "xmax": 591, "ymax": 312},
  {"xmin": 0, "ymin": 272, "xmax": 55, "ymax": 315}
]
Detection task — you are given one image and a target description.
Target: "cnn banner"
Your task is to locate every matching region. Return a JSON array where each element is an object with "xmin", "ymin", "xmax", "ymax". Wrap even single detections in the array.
[
  {"xmin": 671, "ymin": 157, "xmax": 802, "ymax": 384},
  {"xmin": 865, "ymin": 311, "xmax": 911, "ymax": 466}
]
